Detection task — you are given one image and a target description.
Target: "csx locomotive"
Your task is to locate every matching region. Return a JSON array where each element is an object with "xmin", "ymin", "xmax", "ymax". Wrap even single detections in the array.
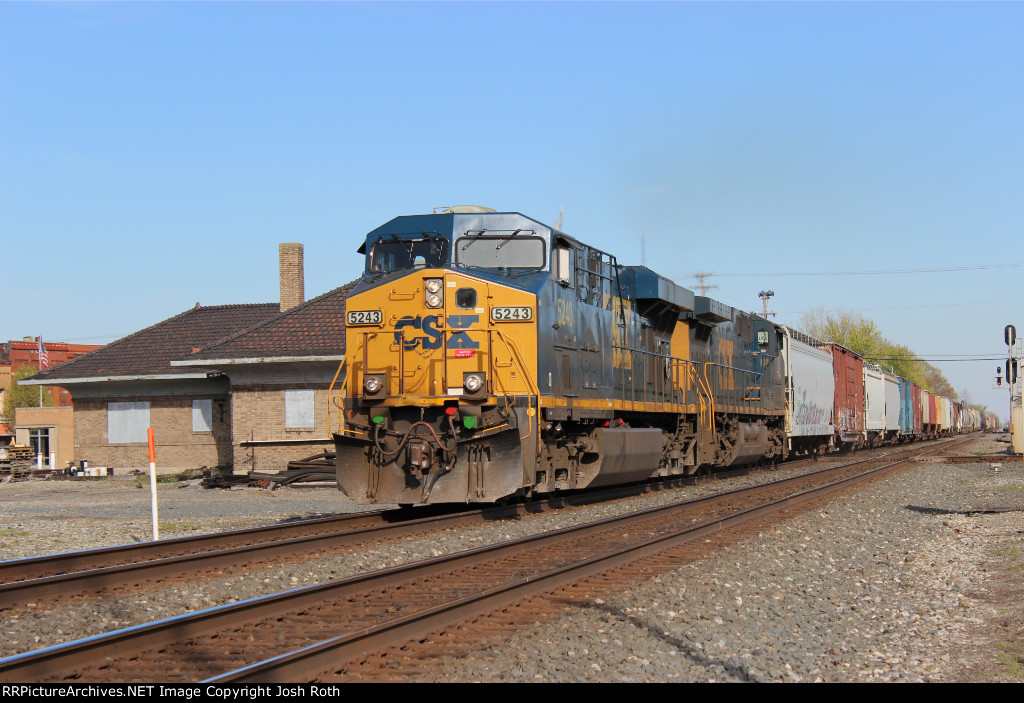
[{"xmin": 329, "ymin": 206, "xmax": 787, "ymax": 505}]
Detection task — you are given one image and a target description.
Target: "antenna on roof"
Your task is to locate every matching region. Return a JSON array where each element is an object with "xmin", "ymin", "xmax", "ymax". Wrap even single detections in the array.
[{"xmin": 555, "ymin": 203, "xmax": 564, "ymax": 231}]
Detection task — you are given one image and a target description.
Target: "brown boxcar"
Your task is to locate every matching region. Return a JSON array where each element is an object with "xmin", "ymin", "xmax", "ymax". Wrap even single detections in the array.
[{"xmin": 826, "ymin": 344, "xmax": 865, "ymax": 448}]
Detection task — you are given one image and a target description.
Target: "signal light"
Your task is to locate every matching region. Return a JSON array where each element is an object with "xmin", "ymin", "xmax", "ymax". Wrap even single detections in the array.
[{"xmin": 1009, "ymin": 358, "xmax": 1019, "ymax": 384}]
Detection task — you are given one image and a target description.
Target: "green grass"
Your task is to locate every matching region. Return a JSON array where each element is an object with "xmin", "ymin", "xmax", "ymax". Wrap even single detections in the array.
[
  {"xmin": 998, "ymin": 542, "xmax": 1024, "ymax": 569},
  {"xmin": 996, "ymin": 642, "xmax": 1024, "ymax": 678},
  {"xmin": 161, "ymin": 521, "xmax": 203, "ymax": 533},
  {"xmin": 0, "ymin": 529, "xmax": 31, "ymax": 538},
  {"xmin": 997, "ymin": 484, "xmax": 1024, "ymax": 492},
  {"xmin": 156, "ymin": 468, "xmax": 207, "ymax": 484}
]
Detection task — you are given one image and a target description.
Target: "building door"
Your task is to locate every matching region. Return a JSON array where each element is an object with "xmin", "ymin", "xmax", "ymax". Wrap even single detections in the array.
[{"xmin": 28, "ymin": 428, "xmax": 50, "ymax": 458}]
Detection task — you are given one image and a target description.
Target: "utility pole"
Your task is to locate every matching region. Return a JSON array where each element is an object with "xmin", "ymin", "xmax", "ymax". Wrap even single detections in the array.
[
  {"xmin": 758, "ymin": 290, "xmax": 775, "ymax": 318},
  {"xmin": 693, "ymin": 272, "xmax": 717, "ymax": 297}
]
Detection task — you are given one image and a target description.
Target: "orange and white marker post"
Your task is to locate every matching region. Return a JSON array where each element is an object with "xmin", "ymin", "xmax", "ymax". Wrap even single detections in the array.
[{"xmin": 148, "ymin": 427, "xmax": 160, "ymax": 540}]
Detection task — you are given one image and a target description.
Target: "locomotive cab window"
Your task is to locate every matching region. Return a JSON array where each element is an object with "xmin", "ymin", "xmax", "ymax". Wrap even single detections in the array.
[
  {"xmin": 456, "ymin": 287, "xmax": 477, "ymax": 309},
  {"xmin": 455, "ymin": 232, "xmax": 546, "ymax": 271},
  {"xmin": 369, "ymin": 237, "xmax": 449, "ymax": 274}
]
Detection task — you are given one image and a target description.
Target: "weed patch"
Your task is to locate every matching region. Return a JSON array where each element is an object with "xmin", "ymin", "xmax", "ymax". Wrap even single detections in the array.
[
  {"xmin": 998, "ymin": 542, "xmax": 1024, "ymax": 568},
  {"xmin": 996, "ymin": 642, "xmax": 1024, "ymax": 678},
  {"xmin": 156, "ymin": 468, "xmax": 207, "ymax": 484},
  {"xmin": 0, "ymin": 529, "xmax": 30, "ymax": 538}
]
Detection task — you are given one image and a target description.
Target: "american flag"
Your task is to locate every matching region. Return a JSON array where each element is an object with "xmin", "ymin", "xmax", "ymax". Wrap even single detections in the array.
[{"xmin": 37, "ymin": 337, "xmax": 48, "ymax": 368}]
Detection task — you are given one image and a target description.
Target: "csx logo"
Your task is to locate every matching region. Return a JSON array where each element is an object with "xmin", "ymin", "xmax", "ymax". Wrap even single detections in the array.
[{"xmin": 394, "ymin": 315, "xmax": 480, "ymax": 350}]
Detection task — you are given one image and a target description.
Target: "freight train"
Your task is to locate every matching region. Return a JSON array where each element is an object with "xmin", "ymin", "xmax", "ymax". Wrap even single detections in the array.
[{"xmin": 328, "ymin": 207, "xmax": 993, "ymax": 506}]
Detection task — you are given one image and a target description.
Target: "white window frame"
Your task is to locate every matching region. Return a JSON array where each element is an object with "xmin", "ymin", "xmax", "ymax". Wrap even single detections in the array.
[
  {"xmin": 192, "ymin": 399, "xmax": 213, "ymax": 433},
  {"xmin": 108, "ymin": 401, "xmax": 151, "ymax": 444},
  {"xmin": 285, "ymin": 389, "xmax": 315, "ymax": 429}
]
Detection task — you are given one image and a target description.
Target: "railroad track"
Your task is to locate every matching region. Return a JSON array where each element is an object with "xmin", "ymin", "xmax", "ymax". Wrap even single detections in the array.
[
  {"xmin": 0, "ymin": 457, "xmax": 794, "ymax": 610},
  {"xmin": 0, "ymin": 436, "xmax": 972, "ymax": 682}
]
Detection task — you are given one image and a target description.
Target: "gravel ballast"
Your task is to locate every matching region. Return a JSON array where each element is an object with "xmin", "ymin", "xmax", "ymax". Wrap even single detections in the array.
[{"xmin": 1, "ymin": 436, "xmax": 1022, "ymax": 682}]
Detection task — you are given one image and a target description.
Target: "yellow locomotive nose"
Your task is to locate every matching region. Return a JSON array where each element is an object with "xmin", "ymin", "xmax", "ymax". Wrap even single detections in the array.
[{"xmin": 331, "ymin": 249, "xmax": 540, "ymax": 505}]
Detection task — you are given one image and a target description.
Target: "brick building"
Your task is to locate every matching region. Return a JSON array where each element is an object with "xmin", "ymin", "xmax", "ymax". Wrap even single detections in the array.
[
  {"xmin": 25, "ymin": 303, "xmax": 280, "ymax": 472},
  {"xmin": 2, "ymin": 338, "xmax": 100, "ymax": 460},
  {"xmin": 1, "ymin": 338, "xmax": 101, "ymax": 407},
  {"xmin": 25, "ymin": 243, "xmax": 354, "ymax": 476},
  {"xmin": 171, "ymin": 282, "xmax": 354, "ymax": 473},
  {"xmin": 13, "ymin": 407, "xmax": 74, "ymax": 468}
]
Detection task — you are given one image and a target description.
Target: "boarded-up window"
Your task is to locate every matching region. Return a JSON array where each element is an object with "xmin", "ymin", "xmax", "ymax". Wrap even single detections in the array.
[
  {"xmin": 285, "ymin": 389, "xmax": 315, "ymax": 429},
  {"xmin": 108, "ymin": 401, "xmax": 150, "ymax": 444},
  {"xmin": 192, "ymin": 399, "xmax": 213, "ymax": 433}
]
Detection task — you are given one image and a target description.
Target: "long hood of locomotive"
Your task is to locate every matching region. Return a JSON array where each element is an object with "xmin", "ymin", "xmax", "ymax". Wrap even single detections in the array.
[{"xmin": 344, "ymin": 270, "xmax": 539, "ymax": 403}]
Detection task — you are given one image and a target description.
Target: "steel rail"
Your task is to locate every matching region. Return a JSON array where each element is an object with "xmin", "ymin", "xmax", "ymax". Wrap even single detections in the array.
[
  {"xmin": 0, "ymin": 476, "xmax": 703, "ymax": 608},
  {"xmin": 0, "ymin": 505, "xmax": 510, "ymax": 608},
  {"xmin": 0, "ymin": 438, "xmax": 965, "ymax": 683},
  {"xmin": 0, "ymin": 510, "xmax": 387, "ymax": 584},
  {"xmin": 219, "ymin": 438, "xmax": 977, "ymax": 682},
  {"xmin": 0, "ymin": 437, "xmax": 964, "ymax": 609}
]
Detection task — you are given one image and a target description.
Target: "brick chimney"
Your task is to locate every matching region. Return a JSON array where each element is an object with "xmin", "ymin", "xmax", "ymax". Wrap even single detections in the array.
[{"xmin": 279, "ymin": 243, "xmax": 304, "ymax": 312}]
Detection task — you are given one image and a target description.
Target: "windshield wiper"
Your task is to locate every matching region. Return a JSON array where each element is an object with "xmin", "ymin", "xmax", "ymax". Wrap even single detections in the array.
[
  {"xmin": 388, "ymin": 234, "xmax": 414, "ymax": 256},
  {"xmin": 461, "ymin": 229, "xmax": 486, "ymax": 252},
  {"xmin": 422, "ymin": 232, "xmax": 447, "ymax": 255},
  {"xmin": 495, "ymin": 229, "xmax": 522, "ymax": 251}
]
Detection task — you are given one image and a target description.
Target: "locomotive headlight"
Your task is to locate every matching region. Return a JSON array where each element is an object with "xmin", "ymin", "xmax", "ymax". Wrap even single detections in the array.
[
  {"xmin": 463, "ymin": 374, "xmax": 483, "ymax": 393},
  {"xmin": 425, "ymin": 279, "xmax": 443, "ymax": 308},
  {"xmin": 364, "ymin": 376, "xmax": 383, "ymax": 394}
]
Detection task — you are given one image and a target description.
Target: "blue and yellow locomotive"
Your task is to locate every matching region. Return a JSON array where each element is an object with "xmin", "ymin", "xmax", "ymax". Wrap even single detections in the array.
[{"xmin": 329, "ymin": 207, "xmax": 786, "ymax": 505}]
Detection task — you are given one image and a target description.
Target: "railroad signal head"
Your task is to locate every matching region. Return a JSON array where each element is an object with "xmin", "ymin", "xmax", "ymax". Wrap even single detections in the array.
[
  {"xmin": 1009, "ymin": 358, "xmax": 1019, "ymax": 384},
  {"xmin": 1007, "ymin": 325, "xmax": 1017, "ymax": 347}
]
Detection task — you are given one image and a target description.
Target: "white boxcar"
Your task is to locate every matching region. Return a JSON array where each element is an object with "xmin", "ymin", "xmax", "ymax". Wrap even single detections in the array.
[
  {"xmin": 939, "ymin": 397, "xmax": 952, "ymax": 433},
  {"xmin": 883, "ymin": 371, "xmax": 901, "ymax": 435},
  {"xmin": 863, "ymin": 363, "xmax": 886, "ymax": 441},
  {"xmin": 781, "ymin": 326, "xmax": 835, "ymax": 455}
]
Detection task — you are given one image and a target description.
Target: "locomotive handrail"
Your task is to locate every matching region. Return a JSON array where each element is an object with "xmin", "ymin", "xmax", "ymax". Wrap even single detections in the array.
[
  {"xmin": 327, "ymin": 355, "xmax": 348, "ymax": 437},
  {"xmin": 689, "ymin": 362, "xmax": 714, "ymax": 432},
  {"xmin": 349, "ymin": 325, "xmax": 538, "ymax": 453},
  {"xmin": 492, "ymin": 329, "xmax": 540, "ymax": 451},
  {"xmin": 703, "ymin": 361, "xmax": 764, "ymax": 415},
  {"xmin": 329, "ymin": 332, "xmax": 368, "ymax": 437},
  {"xmin": 611, "ymin": 345, "xmax": 711, "ymax": 416}
]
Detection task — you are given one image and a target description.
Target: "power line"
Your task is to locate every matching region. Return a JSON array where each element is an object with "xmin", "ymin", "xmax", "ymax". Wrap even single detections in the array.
[
  {"xmin": 716, "ymin": 262, "xmax": 1024, "ymax": 278},
  {"xmin": 870, "ymin": 357, "xmax": 1005, "ymax": 362},
  {"xmin": 775, "ymin": 297, "xmax": 1024, "ymax": 315}
]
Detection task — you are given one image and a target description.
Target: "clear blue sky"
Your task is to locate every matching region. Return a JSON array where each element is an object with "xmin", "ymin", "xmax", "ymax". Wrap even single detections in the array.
[{"xmin": 2, "ymin": 1, "xmax": 1021, "ymax": 418}]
